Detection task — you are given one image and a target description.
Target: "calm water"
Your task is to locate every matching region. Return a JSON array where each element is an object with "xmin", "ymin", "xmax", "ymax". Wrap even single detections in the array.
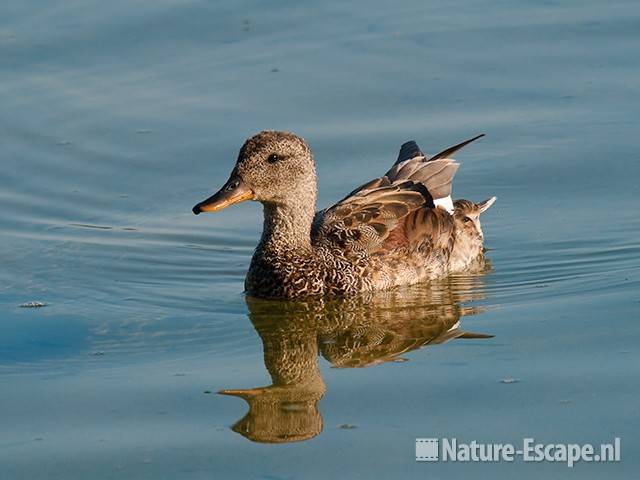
[{"xmin": 1, "ymin": 0, "xmax": 639, "ymax": 478}]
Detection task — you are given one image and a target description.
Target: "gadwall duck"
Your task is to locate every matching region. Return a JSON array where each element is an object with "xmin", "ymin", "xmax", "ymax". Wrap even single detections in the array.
[{"xmin": 193, "ymin": 131, "xmax": 496, "ymax": 299}]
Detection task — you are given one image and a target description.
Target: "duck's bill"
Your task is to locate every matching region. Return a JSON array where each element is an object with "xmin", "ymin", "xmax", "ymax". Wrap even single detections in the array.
[{"xmin": 192, "ymin": 177, "xmax": 255, "ymax": 214}]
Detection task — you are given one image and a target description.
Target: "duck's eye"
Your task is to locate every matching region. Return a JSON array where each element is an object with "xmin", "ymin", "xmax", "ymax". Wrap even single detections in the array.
[
  {"xmin": 225, "ymin": 180, "xmax": 239, "ymax": 192},
  {"xmin": 267, "ymin": 153, "xmax": 280, "ymax": 164},
  {"xmin": 463, "ymin": 216, "xmax": 472, "ymax": 223}
]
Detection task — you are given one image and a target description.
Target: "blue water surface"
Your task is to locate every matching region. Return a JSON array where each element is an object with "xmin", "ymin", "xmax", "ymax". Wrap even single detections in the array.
[{"xmin": 1, "ymin": 0, "xmax": 639, "ymax": 478}]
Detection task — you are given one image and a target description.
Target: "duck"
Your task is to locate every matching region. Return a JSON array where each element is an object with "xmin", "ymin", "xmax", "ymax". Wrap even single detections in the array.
[{"xmin": 192, "ymin": 131, "xmax": 496, "ymax": 299}]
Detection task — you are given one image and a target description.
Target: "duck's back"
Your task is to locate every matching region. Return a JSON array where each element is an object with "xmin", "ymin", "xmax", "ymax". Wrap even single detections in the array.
[{"xmin": 311, "ymin": 136, "xmax": 484, "ymax": 291}]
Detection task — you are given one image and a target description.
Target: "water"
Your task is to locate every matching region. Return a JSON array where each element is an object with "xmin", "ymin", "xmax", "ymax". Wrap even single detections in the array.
[{"xmin": 1, "ymin": 0, "xmax": 639, "ymax": 478}]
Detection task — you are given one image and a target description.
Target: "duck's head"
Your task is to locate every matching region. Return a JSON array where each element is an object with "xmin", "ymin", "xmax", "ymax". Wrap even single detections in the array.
[
  {"xmin": 193, "ymin": 130, "xmax": 316, "ymax": 214},
  {"xmin": 453, "ymin": 196, "xmax": 497, "ymax": 242}
]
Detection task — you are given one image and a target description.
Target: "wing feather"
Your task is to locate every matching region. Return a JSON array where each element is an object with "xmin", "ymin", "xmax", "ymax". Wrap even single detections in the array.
[{"xmin": 312, "ymin": 135, "xmax": 483, "ymax": 256}]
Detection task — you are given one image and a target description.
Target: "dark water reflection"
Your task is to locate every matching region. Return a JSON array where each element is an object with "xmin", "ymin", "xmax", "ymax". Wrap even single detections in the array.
[{"xmin": 222, "ymin": 265, "xmax": 492, "ymax": 443}]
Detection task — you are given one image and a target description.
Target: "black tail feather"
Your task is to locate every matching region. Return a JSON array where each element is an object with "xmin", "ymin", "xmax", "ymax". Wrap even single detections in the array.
[
  {"xmin": 429, "ymin": 134, "xmax": 485, "ymax": 161},
  {"xmin": 395, "ymin": 140, "xmax": 424, "ymax": 165}
]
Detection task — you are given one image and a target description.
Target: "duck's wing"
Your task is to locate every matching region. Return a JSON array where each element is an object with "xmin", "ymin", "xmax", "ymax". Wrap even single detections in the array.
[
  {"xmin": 312, "ymin": 181, "xmax": 430, "ymax": 254},
  {"xmin": 312, "ymin": 135, "xmax": 484, "ymax": 256}
]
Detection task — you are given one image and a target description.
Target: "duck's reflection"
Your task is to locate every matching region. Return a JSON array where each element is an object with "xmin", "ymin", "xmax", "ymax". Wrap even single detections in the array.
[{"xmin": 220, "ymin": 263, "xmax": 492, "ymax": 443}]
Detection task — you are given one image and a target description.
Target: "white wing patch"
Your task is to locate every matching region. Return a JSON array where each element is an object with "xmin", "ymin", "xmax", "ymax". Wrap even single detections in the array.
[{"xmin": 433, "ymin": 195, "xmax": 454, "ymax": 214}]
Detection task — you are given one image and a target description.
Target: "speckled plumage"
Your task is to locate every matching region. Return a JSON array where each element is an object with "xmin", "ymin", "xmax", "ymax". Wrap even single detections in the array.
[{"xmin": 193, "ymin": 131, "xmax": 496, "ymax": 299}]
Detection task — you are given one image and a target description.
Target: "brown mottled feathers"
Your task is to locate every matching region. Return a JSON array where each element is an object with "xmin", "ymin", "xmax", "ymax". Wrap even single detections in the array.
[
  {"xmin": 312, "ymin": 136, "xmax": 481, "ymax": 256},
  {"xmin": 313, "ymin": 182, "xmax": 429, "ymax": 253},
  {"xmin": 381, "ymin": 207, "xmax": 454, "ymax": 252}
]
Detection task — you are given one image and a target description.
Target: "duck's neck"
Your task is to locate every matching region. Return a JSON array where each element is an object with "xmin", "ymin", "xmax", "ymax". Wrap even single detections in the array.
[{"xmin": 259, "ymin": 199, "xmax": 316, "ymax": 252}]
